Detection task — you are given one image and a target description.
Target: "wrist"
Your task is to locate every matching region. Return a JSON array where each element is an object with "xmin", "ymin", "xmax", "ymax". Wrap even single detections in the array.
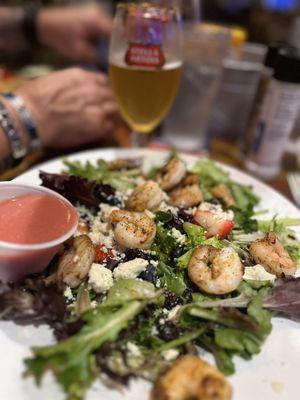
[{"xmin": 0, "ymin": 96, "xmax": 30, "ymax": 152}]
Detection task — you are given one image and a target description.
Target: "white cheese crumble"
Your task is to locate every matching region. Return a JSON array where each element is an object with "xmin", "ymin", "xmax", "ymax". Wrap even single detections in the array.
[
  {"xmin": 113, "ymin": 258, "xmax": 149, "ymax": 280},
  {"xmin": 167, "ymin": 305, "xmax": 181, "ymax": 321},
  {"xmin": 64, "ymin": 286, "xmax": 74, "ymax": 301},
  {"xmin": 198, "ymin": 202, "xmax": 234, "ymax": 221},
  {"xmin": 99, "ymin": 204, "xmax": 118, "ymax": 222},
  {"xmin": 88, "ymin": 263, "xmax": 114, "ymax": 293},
  {"xmin": 162, "ymin": 349, "xmax": 179, "ymax": 361},
  {"xmin": 171, "ymin": 228, "xmax": 187, "ymax": 245},
  {"xmin": 88, "ymin": 218, "xmax": 114, "ymax": 247},
  {"xmin": 127, "ymin": 342, "xmax": 142, "ymax": 358},
  {"xmin": 243, "ymin": 265, "xmax": 276, "ymax": 283},
  {"xmin": 150, "ymin": 260, "xmax": 159, "ymax": 267},
  {"xmin": 159, "ymin": 201, "xmax": 179, "ymax": 215}
]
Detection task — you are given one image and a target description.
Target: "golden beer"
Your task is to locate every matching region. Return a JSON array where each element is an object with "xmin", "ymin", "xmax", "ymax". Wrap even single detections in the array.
[{"xmin": 109, "ymin": 62, "xmax": 182, "ymax": 134}]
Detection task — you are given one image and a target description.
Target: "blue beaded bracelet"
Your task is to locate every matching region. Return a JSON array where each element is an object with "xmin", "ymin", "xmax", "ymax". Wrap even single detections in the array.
[
  {"xmin": 0, "ymin": 101, "xmax": 26, "ymax": 171},
  {"xmin": 3, "ymin": 93, "xmax": 41, "ymax": 150}
]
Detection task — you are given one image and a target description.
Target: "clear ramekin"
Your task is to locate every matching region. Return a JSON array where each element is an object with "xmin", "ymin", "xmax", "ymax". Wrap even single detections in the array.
[{"xmin": 0, "ymin": 182, "xmax": 78, "ymax": 283}]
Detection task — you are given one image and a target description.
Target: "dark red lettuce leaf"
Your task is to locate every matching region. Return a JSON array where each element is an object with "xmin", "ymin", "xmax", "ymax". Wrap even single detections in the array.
[
  {"xmin": 39, "ymin": 171, "xmax": 121, "ymax": 207},
  {"xmin": 0, "ymin": 277, "xmax": 66, "ymax": 326},
  {"xmin": 264, "ymin": 277, "xmax": 300, "ymax": 322}
]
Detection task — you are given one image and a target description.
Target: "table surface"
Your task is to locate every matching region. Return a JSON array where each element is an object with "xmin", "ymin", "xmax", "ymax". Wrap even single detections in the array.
[{"xmin": 0, "ymin": 125, "xmax": 295, "ymax": 205}]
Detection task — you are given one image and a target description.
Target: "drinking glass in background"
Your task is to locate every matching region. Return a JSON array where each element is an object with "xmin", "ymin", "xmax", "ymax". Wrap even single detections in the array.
[
  {"xmin": 109, "ymin": 1, "xmax": 183, "ymax": 146},
  {"xmin": 163, "ymin": 23, "xmax": 231, "ymax": 152},
  {"xmin": 208, "ymin": 43, "xmax": 266, "ymax": 144}
]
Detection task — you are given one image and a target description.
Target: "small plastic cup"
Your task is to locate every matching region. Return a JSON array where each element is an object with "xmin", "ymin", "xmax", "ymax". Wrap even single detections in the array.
[{"xmin": 0, "ymin": 183, "xmax": 79, "ymax": 283}]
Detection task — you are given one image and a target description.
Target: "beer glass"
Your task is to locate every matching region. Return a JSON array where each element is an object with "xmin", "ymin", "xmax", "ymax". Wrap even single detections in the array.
[{"xmin": 109, "ymin": 1, "xmax": 183, "ymax": 146}]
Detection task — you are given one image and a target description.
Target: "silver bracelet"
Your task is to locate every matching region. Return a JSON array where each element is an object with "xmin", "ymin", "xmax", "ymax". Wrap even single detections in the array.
[{"xmin": 3, "ymin": 92, "xmax": 41, "ymax": 150}]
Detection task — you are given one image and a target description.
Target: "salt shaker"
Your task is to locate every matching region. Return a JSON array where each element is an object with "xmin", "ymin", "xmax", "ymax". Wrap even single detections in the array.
[{"xmin": 244, "ymin": 47, "xmax": 300, "ymax": 181}]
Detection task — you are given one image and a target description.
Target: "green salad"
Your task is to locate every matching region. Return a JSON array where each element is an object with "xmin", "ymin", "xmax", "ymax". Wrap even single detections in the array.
[{"xmin": 1, "ymin": 154, "xmax": 299, "ymax": 400}]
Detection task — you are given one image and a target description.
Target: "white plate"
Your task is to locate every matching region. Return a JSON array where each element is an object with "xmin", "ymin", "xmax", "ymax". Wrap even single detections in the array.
[{"xmin": 1, "ymin": 148, "xmax": 300, "ymax": 400}]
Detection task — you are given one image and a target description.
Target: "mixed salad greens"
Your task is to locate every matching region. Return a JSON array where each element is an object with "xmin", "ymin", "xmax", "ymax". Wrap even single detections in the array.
[{"xmin": 0, "ymin": 154, "xmax": 300, "ymax": 400}]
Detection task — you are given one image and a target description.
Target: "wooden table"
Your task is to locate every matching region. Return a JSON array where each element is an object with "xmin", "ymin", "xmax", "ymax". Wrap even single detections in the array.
[{"xmin": 0, "ymin": 126, "xmax": 295, "ymax": 205}]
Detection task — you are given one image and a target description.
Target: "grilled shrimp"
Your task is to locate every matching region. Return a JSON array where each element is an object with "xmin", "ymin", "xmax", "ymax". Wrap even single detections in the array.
[
  {"xmin": 169, "ymin": 175, "xmax": 203, "ymax": 208},
  {"xmin": 108, "ymin": 158, "xmax": 141, "ymax": 171},
  {"xmin": 249, "ymin": 232, "xmax": 296, "ymax": 277},
  {"xmin": 211, "ymin": 184, "xmax": 236, "ymax": 208},
  {"xmin": 188, "ymin": 245, "xmax": 243, "ymax": 294},
  {"xmin": 109, "ymin": 209, "xmax": 156, "ymax": 249},
  {"xmin": 126, "ymin": 181, "xmax": 163, "ymax": 212},
  {"xmin": 156, "ymin": 158, "xmax": 187, "ymax": 191},
  {"xmin": 56, "ymin": 235, "xmax": 95, "ymax": 288},
  {"xmin": 194, "ymin": 203, "xmax": 234, "ymax": 239},
  {"xmin": 152, "ymin": 355, "xmax": 232, "ymax": 400}
]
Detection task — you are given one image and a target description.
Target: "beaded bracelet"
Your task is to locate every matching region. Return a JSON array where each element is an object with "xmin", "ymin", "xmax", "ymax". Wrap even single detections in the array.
[
  {"xmin": 3, "ymin": 93, "xmax": 41, "ymax": 150},
  {"xmin": 0, "ymin": 101, "xmax": 27, "ymax": 171}
]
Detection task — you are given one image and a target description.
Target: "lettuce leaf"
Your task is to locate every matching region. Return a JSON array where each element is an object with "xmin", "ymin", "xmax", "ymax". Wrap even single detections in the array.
[
  {"xmin": 25, "ymin": 301, "xmax": 144, "ymax": 400},
  {"xmin": 157, "ymin": 262, "xmax": 187, "ymax": 296},
  {"xmin": 63, "ymin": 159, "xmax": 139, "ymax": 192}
]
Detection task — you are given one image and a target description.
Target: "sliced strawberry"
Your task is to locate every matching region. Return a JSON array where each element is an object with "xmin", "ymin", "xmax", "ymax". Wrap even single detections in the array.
[
  {"xmin": 194, "ymin": 210, "xmax": 234, "ymax": 239},
  {"xmin": 95, "ymin": 244, "xmax": 113, "ymax": 263}
]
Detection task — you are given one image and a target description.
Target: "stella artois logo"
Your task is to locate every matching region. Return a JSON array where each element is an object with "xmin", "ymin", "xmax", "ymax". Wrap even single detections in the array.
[{"xmin": 125, "ymin": 43, "xmax": 165, "ymax": 68}]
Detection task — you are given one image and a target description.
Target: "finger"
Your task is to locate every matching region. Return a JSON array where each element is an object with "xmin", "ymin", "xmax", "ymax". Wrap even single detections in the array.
[
  {"xmin": 80, "ymin": 85, "xmax": 115, "ymax": 106},
  {"xmin": 91, "ymin": 8, "xmax": 113, "ymax": 38},
  {"xmin": 73, "ymin": 41, "xmax": 99, "ymax": 63}
]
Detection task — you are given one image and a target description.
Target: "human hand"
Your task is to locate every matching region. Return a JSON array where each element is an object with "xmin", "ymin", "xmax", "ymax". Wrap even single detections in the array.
[
  {"xmin": 37, "ymin": 4, "xmax": 113, "ymax": 62},
  {"xmin": 16, "ymin": 68, "xmax": 119, "ymax": 149}
]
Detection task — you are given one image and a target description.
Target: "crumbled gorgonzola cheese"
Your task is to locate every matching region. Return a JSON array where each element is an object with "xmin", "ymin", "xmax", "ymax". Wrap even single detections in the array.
[
  {"xmin": 99, "ymin": 204, "xmax": 118, "ymax": 222},
  {"xmin": 198, "ymin": 202, "xmax": 234, "ymax": 221},
  {"xmin": 88, "ymin": 218, "xmax": 114, "ymax": 247},
  {"xmin": 243, "ymin": 264, "xmax": 276, "ymax": 283},
  {"xmin": 167, "ymin": 305, "xmax": 181, "ymax": 321},
  {"xmin": 88, "ymin": 263, "xmax": 114, "ymax": 293},
  {"xmin": 171, "ymin": 228, "xmax": 187, "ymax": 244},
  {"xmin": 63, "ymin": 286, "xmax": 74, "ymax": 301},
  {"xmin": 113, "ymin": 258, "xmax": 149, "ymax": 280},
  {"xmin": 162, "ymin": 349, "xmax": 179, "ymax": 361}
]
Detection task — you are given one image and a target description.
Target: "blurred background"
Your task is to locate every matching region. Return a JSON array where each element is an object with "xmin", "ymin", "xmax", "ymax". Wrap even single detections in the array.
[{"xmin": 0, "ymin": 0, "xmax": 299, "ymax": 200}]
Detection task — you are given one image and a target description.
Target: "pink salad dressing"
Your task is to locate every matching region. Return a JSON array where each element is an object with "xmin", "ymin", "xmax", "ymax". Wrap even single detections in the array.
[
  {"xmin": 0, "ymin": 193, "xmax": 77, "ymax": 245},
  {"xmin": 0, "ymin": 190, "xmax": 78, "ymax": 283}
]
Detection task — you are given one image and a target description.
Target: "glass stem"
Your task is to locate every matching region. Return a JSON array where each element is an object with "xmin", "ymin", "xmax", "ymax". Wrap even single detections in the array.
[{"xmin": 131, "ymin": 131, "xmax": 152, "ymax": 148}]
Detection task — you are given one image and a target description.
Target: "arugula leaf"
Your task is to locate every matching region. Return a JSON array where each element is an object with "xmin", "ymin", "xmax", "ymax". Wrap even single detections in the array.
[
  {"xmin": 214, "ymin": 328, "xmax": 262, "ymax": 355},
  {"xmin": 157, "ymin": 261, "xmax": 187, "ymax": 296},
  {"xmin": 191, "ymin": 159, "xmax": 259, "ymax": 210},
  {"xmin": 186, "ymin": 305, "xmax": 258, "ymax": 332},
  {"xmin": 102, "ymin": 279, "xmax": 157, "ymax": 307},
  {"xmin": 229, "ymin": 183, "xmax": 259, "ymax": 210},
  {"xmin": 63, "ymin": 159, "xmax": 139, "ymax": 192},
  {"xmin": 257, "ymin": 218, "xmax": 300, "ymax": 234},
  {"xmin": 232, "ymin": 206, "xmax": 258, "ymax": 233},
  {"xmin": 199, "ymin": 335, "xmax": 235, "ymax": 376},
  {"xmin": 25, "ymin": 301, "xmax": 144, "ymax": 400}
]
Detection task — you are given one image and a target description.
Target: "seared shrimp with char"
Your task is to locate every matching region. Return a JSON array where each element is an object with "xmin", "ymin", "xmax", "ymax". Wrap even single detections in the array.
[
  {"xmin": 156, "ymin": 158, "xmax": 187, "ymax": 191},
  {"xmin": 250, "ymin": 232, "xmax": 296, "ymax": 277},
  {"xmin": 126, "ymin": 181, "xmax": 163, "ymax": 212},
  {"xmin": 109, "ymin": 209, "xmax": 156, "ymax": 249},
  {"xmin": 188, "ymin": 245, "xmax": 244, "ymax": 295},
  {"xmin": 152, "ymin": 355, "xmax": 232, "ymax": 400},
  {"xmin": 169, "ymin": 174, "xmax": 203, "ymax": 208}
]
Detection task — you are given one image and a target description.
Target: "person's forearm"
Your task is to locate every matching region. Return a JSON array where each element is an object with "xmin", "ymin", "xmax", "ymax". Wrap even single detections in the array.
[{"xmin": 0, "ymin": 7, "xmax": 29, "ymax": 53}]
